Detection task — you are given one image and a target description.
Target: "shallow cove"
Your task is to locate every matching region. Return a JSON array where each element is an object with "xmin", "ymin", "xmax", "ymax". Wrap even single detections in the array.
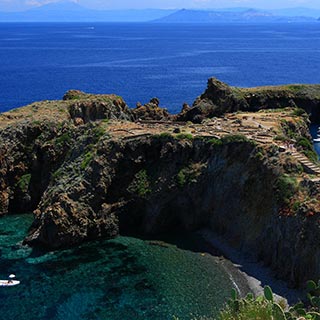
[{"xmin": 0, "ymin": 214, "xmax": 239, "ymax": 320}]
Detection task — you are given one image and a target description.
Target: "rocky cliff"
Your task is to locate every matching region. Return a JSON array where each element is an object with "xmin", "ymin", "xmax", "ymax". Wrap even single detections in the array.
[
  {"xmin": 178, "ymin": 78, "xmax": 320, "ymax": 123},
  {"xmin": 1, "ymin": 80, "xmax": 320, "ymax": 287}
]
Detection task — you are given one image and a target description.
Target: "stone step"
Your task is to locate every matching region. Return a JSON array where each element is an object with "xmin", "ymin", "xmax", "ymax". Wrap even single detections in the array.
[{"xmin": 290, "ymin": 151, "xmax": 320, "ymax": 175}]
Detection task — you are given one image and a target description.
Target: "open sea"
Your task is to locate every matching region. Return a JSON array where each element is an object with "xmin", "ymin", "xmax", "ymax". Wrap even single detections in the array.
[
  {"xmin": 1, "ymin": 22, "xmax": 320, "ymax": 319},
  {"xmin": 0, "ymin": 23, "xmax": 320, "ymax": 113}
]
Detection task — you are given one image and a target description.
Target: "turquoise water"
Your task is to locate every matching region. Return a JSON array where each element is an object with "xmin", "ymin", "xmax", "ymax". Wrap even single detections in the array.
[{"xmin": 0, "ymin": 214, "xmax": 235, "ymax": 320}]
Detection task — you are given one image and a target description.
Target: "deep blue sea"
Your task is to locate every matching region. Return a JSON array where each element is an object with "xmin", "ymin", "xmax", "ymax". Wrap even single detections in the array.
[{"xmin": 0, "ymin": 23, "xmax": 320, "ymax": 113}]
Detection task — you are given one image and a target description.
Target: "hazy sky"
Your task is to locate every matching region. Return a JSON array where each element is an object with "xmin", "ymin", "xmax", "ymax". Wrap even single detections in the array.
[{"xmin": 1, "ymin": 0, "xmax": 320, "ymax": 11}]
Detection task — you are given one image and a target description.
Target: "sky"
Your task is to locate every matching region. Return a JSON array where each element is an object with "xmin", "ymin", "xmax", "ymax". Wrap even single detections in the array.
[{"xmin": 1, "ymin": 0, "xmax": 320, "ymax": 11}]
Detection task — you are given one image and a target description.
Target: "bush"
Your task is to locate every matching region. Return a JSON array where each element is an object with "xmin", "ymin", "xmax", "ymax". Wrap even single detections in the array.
[
  {"xmin": 275, "ymin": 174, "xmax": 298, "ymax": 205},
  {"xmin": 292, "ymin": 201, "xmax": 301, "ymax": 212},
  {"xmin": 274, "ymin": 135, "xmax": 286, "ymax": 142},
  {"xmin": 221, "ymin": 134, "xmax": 250, "ymax": 144},
  {"xmin": 16, "ymin": 174, "xmax": 31, "ymax": 192},
  {"xmin": 217, "ymin": 283, "xmax": 320, "ymax": 320},
  {"xmin": 297, "ymin": 137, "xmax": 313, "ymax": 150},
  {"xmin": 176, "ymin": 133, "xmax": 194, "ymax": 141},
  {"xmin": 52, "ymin": 168, "xmax": 63, "ymax": 180},
  {"xmin": 128, "ymin": 170, "xmax": 151, "ymax": 197},
  {"xmin": 208, "ymin": 138, "xmax": 223, "ymax": 146},
  {"xmin": 176, "ymin": 164, "xmax": 202, "ymax": 188},
  {"xmin": 153, "ymin": 132, "xmax": 173, "ymax": 141},
  {"xmin": 81, "ymin": 151, "xmax": 94, "ymax": 170},
  {"xmin": 219, "ymin": 295, "xmax": 273, "ymax": 320},
  {"xmin": 176, "ymin": 170, "xmax": 186, "ymax": 188},
  {"xmin": 296, "ymin": 137, "xmax": 319, "ymax": 163},
  {"xmin": 303, "ymin": 150, "xmax": 319, "ymax": 163},
  {"xmin": 292, "ymin": 108, "xmax": 307, "ymax": 117},
  {"xmin": 55, "ymin": 132, "xmax": 71, "ymax": 146},
  {"xmin": 92, "ymin": 126, "xmax": 106, "ymax": 139}
]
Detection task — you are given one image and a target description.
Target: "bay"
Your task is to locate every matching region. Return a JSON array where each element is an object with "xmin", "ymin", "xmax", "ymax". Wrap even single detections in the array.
[{"xmin": 0, "ymin": 214, "xmax": 236, "ymax": 320}]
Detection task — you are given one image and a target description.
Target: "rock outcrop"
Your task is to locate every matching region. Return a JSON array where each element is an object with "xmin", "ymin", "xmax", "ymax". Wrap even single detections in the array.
[
  {"xmin": 178, "ymin": 78, "xmax": 320, "ymax": 123},
  {"xmin": 65, "ymin": 90, "xmax": 133, "ymax": 123},
  {"xmin": 132, "ymin": 98, "xmax": 170, "ymax": 121},
  {"xmin": 177, "ymin": 78, "xmax": 249, "ymax": 123}
]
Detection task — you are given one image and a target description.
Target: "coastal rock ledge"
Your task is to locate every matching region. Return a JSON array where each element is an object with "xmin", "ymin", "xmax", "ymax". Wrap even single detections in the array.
[{"xmin": 1, "ymin": 78, "xmax": 320, "ymax": 288}]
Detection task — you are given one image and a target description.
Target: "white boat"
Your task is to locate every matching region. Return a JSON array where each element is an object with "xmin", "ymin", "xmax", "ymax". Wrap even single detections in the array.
[
  {"xmin": 0, "ymin": 280, "xmax": 20, "ymax": 287},
  {"xmin": 314, "ymin": 138, "xmax": 320, "ymax": 143}
]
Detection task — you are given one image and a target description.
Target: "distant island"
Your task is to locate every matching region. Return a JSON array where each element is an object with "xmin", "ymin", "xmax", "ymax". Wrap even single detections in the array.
[
  {"xmin": 0, "ymin": 1, "xmax": 319, "ymax": 23},
  {"xmin": 154, "ymin": 8, "xmax": 318, "ymax": 23},
  {"xmin": 0, "ymin": 2, "xmax": 175, "ymax": 23}
]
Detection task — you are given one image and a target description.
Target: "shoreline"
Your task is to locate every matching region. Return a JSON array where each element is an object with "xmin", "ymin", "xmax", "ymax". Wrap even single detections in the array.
[{"xmin": 197, "ymin": 228, "xmax": 304, "ymax": 305}]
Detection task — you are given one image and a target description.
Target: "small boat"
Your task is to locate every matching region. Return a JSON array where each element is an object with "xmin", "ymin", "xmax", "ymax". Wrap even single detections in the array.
[
  {"xmin": 0, "ymin": 280, "xmax": 20, "ymax": 287},
  {"xmin": 314, "ymin": 138, "xmax": 320, "ymax": 143}
]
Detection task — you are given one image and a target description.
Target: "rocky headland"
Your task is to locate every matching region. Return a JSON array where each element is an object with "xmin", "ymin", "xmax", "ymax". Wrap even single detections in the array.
[{"xmin": 1, "ymin": 78, "xmax": 320, "ymax": 288}]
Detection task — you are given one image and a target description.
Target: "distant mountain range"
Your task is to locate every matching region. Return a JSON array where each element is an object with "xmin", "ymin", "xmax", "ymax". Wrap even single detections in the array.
[
  {"xmin": 0, "ymin": 2, "xmax": 175, "ymax": 22},
  {"xmin": 271, "ymin": 7, "xmax": 320, "ymax": 18},
  {"xmin": 0, "ymin": 1, "xmax": 319, "ymax": 23},
  {"xmin": 154, "ymin": 9, "xmax": 318, "ymax": 23}
]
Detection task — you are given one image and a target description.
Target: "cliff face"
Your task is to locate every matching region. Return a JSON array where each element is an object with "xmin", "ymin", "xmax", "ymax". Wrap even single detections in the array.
[
  {"xmin": 24, "ymin": 137, "xmax": 277, "ymax": 249},
  {"xmin": 178, "ymin": 78, "xmax": 320, "ymax": 123},
  {"xmin": 2, "ymin": 81, "xmax": 320, "ymax": 287},
  {"xmin": 0, "ymin": 93, "xmax": 131, "ymax": 216}
]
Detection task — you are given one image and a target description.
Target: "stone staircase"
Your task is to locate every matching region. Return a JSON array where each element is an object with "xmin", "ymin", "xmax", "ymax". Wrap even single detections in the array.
[{"xmin": 291, "ymin": 150, "xmax": 320, "ymax": 175}]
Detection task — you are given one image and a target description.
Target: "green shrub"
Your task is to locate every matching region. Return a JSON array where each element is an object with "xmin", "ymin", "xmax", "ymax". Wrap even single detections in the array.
[
  {"xmin": 189, "ymin": 281, "xmax": 320, "ymax": 320},
  {"xmin": 55, "ymin": 132, "xmax": 71, "ymax": 146},
  {"xmin": 92, "ymin": 126, "xmax": 106, "ymax": 139},
  {"xmin": 292, "ymin": 201, "xmax": 301, "ymax": 212},
  {"xmin": 297, "ymin": 137, "xmax": 313, "ymax": 150},
  {"xmin": 219, "ymin": 296, "xmax": 273, "ymax": 320},
  {"xmin": 280, "ymin": 120, "xmax": 297, "ymax": 139},
  {"xmin": 255, "ymin": 152, "xmax": 264, "ymax": 160},
  {"xmin": 52, "ymin": 168, "xmax": 64, "ymax": 180},
  {"xmin": 81, "ymin": 151, "xmax": 94, "ymax": 170},
  {"xmin": 160, "ymin": 132, "xmax": 173, "ymax": 138},
  {"xmin": 208, "ymin": 138, "xmax": 223, "ymax": 146},
  {"xmin": 32, "ymin": 120, "xmax": 41, "ymax": 126},
  {"xmin": 176, "ymin": 164, "xmax": 202, "ymax": 188},
  {"xmin": 221, "ymin": 134, "xmax": 250, "ymax": 144},
  {"xmin": 218, "ymin": 285, "xmax": 320, "ymax": 320},
  {"xmin": 292, "ymin": 108, "xmax": 307, "ymax": 117},
  {"xmin": 274, "ymin": 135, "xmax": 286, "ymax": 141},
  {"xmin": 295, "ymin": 137, "xmax": 319, "ymax": 162},
  {"xmin": 176, "ymin": 170, "xmax": 187, "ymax": 187},
  {"xmin": 153, "ymin": 132, "xmax": 173, "ymax": 140},
  {"xmin": 128, "ymin": 170, "xmax": 151, "ymax": 197},
  {"xmin": 303, "ymin": 150, "xmax": 319, "ymax": 163},
  {"xmin": 218, "ymin": 286, "xmax": 287, "ymax": 320},
  {"xmin": 275, "ymin": 174, "xmax": 298, "ymax": 205},
  {"xmin": 176, "ymin": 133, "xmax": 194, "ymax": 141},
  {"xmin": 16, "ymin": 174, "xmax": 31, "ymax": 192}
]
